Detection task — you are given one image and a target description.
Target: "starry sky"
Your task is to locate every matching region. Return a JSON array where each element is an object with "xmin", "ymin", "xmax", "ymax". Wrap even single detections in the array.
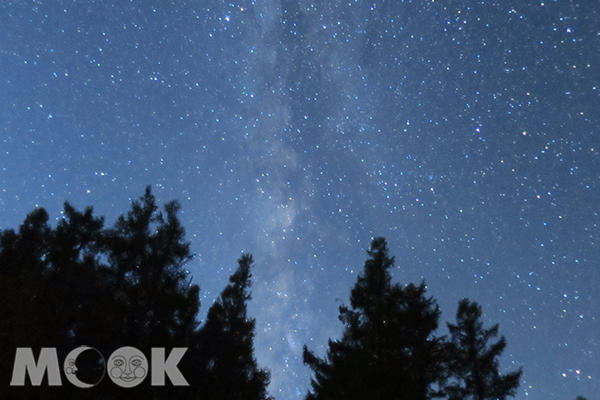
[{"xmin": 1, "ymin": 0, "xmax": 598, "ymax": 399}]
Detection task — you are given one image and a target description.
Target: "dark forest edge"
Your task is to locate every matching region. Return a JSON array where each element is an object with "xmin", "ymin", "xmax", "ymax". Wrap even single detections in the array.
[{"xmin": 0, "ymin": 186, "xmax": 563, "ymax": 400}]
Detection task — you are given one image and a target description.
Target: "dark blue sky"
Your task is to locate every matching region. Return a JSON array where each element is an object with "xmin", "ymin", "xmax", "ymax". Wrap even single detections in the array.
[{"xmin": 1, "ymin": 0, "xmax": 598, "ymax": 399}]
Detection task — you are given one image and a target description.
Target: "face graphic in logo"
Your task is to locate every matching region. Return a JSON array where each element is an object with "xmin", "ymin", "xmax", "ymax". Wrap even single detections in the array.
[
  {"xmin": 65, "ymin": 358, "xmax": 77, "ymax": 375},
  {"xmin": 63, "ymin": 346, "xmax": 105, "ymax": 388},
  {"xmin": 107, "ymin": 347, "xmax": 148, "ymax": 388}
]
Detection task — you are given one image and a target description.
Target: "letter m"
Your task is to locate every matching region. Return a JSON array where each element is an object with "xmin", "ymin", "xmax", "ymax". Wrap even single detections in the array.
[{"xmin": 10, "ymin": 348, "xmax": 62, "ymax": 386}]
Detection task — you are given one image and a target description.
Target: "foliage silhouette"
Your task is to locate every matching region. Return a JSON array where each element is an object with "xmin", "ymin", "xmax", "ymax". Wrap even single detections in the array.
[
  {"xmin": 192, "ymin": 254, "xmax": 272, "ymax": 400},
  {"xmin": 0, "ymin": 187, "xmax": 270, "ymax": 400},
  {"xmin": 445, "ymin": 299, "xmax": 522, "ymax": 400},
  {"xmin": 1, "ymin": 192, "xmax": 522, "ymax": 400},
  {"xmin": 303, "ymin": 237, "xmax": 521, "ymax": 400},
  {"xmin": 303, "ymin": 237, "xmax": 446, "ymax": 400}
]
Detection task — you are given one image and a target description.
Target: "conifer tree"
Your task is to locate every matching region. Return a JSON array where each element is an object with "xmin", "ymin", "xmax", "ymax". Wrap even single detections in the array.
[
  {"xmin": 101, "ymin": 187, "xmax": 200, "ymax": 351},
  {"xmin": 98, "ymin": 187, "xmax": 200, "ymax": 400},
  {"xmin": 0, "ymin": 208, "xmax": 55, "ymax": 399},
  {"xmin": 195, "ymin": 254, "xmax": 272, "ymax": 400},
  {"xmin": 47, "ymin": 203, "xmax": 106, "ymax": 346},
  {"xmin": 0, "ymin": 187, "xmax": 200, "ymax": 400},
  {"xmin": 303, "ymin": 237, "xmax": 445, "ymax": 400},
  {"xmin": 445, "ymin": 299, "xmax": 522, "ymax": 400}
]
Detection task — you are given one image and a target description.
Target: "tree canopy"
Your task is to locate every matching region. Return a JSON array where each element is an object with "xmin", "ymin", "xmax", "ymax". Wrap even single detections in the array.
[
  {"xmin": 445, "ymin": 299, "xmax": 523, "ymax": 400},
  {"xmin": 0, "ymin": 193, "xmax": 521, "ymax": 400},
  {"xmin": 194, "ymin": 254, "xmax": 272, "ymax": 400},
  {"xmin": 303, "ymin": 237, "xmax": 521, "ymax": 400},
  {"xmin": 0, "ymin": 187, "xmax": 269, "ymax": 400},
  {"xmin": 303, "ymin": 237, "xmax": 445, "ymax": 400}
]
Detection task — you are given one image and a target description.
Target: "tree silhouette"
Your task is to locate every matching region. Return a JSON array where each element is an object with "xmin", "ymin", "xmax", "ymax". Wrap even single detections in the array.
[
  {"xmin": 0, "ymin": 208, "xmax": 56, "ymax": 399},
  {"xmin": 303, "ymin": 237, "xmax": 445, "ymax": 400},
  {"xmin": 1, "ymin": 193, "xmax": 524, "ymax": 400},
  {"xmin": 445, "ymin": 299, "xmax": 522, "ymax": 400},
  {"xmin": 96, "ymin": 187, "xmax": 200, "ymax": 399},
  {"xmin": 193, "ymin": 254, "xmax": 272, "ymax": 400},
  {"xmin": 47, "ymin": 203, "xmax": 106, "ymax": 349},
  {"xmin": 0, "ymin": 187, "xmax": 201, "ymax": 399},
  {"xmin": 100, "ymin": 187, "xmax": 200, "ymax": 352}
]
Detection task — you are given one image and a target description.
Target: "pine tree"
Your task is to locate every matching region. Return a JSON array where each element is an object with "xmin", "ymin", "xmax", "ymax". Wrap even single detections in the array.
[
  {"xmin": 194, "ymin": 254, "xmax": 272, "ymax": 400},
  {"xmin": 0, "ymin": 208, "xmax": 55, "ymax": 399},
  {"xmin": 101, "ymin": 187, "xmax": 200, "ymax": 352},
  {"xmin": 445, "ymin": 299, "xmax": 522, "ymax": 400},
  {"xmin": 0, "ymin": 187, "xmax": 201, "ymax": 400},
  {"xmin": 47, "ymin": 203, "xmax": 106, "ymax": 345},
  {"xmin": 303, "ymin": 237, "xmax": 445, "ymax": 400},
  {"xmin": 0, "ymin": 204, "xmax": 109, "ymax": 399},
  {"xmin": 98, "ymin": 187, "xmax": 200, "ymax": 400}
]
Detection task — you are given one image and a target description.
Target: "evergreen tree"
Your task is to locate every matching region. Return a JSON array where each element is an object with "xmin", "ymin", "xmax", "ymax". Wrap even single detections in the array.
[
  {"xmin": 0, "ymin": 187, "xmax": 201, "ymax": 400},
  {"xmin": 445, "ymin": 299, "xmax": 522, "ymax": 400},
  {"xmin": 0, "ymin": 208, "xmax": 55, "ymax": 399},
  {"xmin": 97, "ymin": 187, "xmax": 200, "ymax": 400},
  {"xmin": 303, "ymin": 237, "xmax": 445, "ymax": 400},
  {"xmin": 47, "ymin": 203, "xmax": 106, "ymax": 347},
  {"xmin": 194, "ymin": 254, "xmax": 272, "ymax": 400},
  {"xmin": 101, "ymin": 187, "xmax": 200, "ymax": 352}
]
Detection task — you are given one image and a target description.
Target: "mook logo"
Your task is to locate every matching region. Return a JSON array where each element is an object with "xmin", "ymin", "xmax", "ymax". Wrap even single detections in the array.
[{"xmin": 10, "ymin": 346, "xmax": 188, "ymax": 388}]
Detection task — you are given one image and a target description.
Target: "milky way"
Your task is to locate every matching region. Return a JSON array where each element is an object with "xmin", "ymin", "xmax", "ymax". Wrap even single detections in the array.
[{"xmin": 1, "ymin": 1, "xmax": 598, "ymax": 399}]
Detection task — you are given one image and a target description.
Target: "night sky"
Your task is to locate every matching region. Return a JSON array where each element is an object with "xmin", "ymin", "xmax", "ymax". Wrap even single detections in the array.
[{"xmin": 1, "ymin": 0, "xmax": 598, "ymax": 399}]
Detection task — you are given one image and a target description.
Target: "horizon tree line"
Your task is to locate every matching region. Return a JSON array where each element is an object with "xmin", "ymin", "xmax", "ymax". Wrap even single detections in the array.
[{"xmin": 0, "ymin": 187, "xmax": 527, "ymax": 399}]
